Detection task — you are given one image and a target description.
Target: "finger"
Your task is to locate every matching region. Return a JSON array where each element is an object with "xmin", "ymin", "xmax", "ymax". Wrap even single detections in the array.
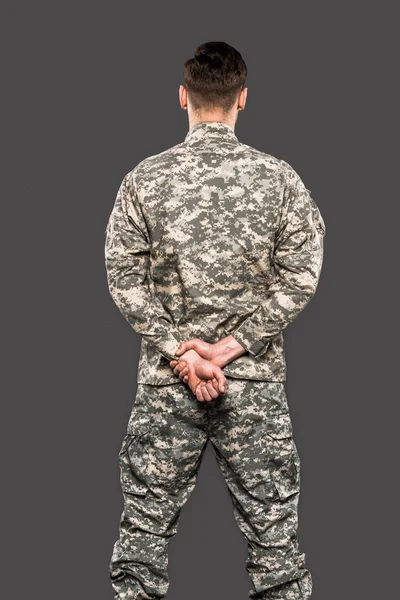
[
  {"xmin": 173, "ymin": 363, "xmax": 185, "ymax": 376},
  {"xmin": 173, "ymin": 360, "xmax": 187, "ymax": 375},
  {"xmin": 196, "ymin": 385, "xmax": 205, "ymax": 402},
  {"xmin": 175, "ymin": 343, "xmax": 185, "ymax": 355},
  {"xmin": 183, "ymin": 375, "xmax": 189, "ymax": 383},
  {"xmin": 200, "ymin": 384, "xmax": 212, "ymax": 402},
  {"xmin": 214, "ymin": 371, "xmax": 226, "ymax": 394},
  {"xmin": 176, "ymin": 341, "xmax": 195, "ymax": 355},
  {"xmin": 211, "ymin": 378, "xmax": 220, "ymax": 393},
  {"xmin": 206, "ymin": 381, "xmax": 219, "ymax": 399}
]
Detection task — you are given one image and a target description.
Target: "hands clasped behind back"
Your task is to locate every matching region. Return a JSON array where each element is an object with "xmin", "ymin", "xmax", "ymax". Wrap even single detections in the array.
[
  {"xmin": 169, "ymin": 336, "xmax": 246, "ymax": 402},
  {"xmin": 169, "ymin": 348, "xmax": 226, "ymax": 402}
]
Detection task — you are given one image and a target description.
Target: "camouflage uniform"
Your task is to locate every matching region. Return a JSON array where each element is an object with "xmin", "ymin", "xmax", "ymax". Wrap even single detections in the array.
[{"xmin": 105, "ymin": 122, "xmax": 326, "ymax": 599}]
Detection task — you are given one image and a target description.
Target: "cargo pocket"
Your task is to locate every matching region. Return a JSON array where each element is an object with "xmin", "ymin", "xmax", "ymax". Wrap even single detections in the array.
[
  {"xmin": 265, "ymin": 412, "xmax": 300, "ymax": 501},
  {"xmin": 144, "ymin": 421, "xmax": 200, "ymax": 493},
  {"xmin": 119, "ymin": 424, "xmax": 151, "ymax": 496}
]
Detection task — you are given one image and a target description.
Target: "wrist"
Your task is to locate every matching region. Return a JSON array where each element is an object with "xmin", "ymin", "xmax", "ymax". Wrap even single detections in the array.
[
  {"xmin": 210, "ymin": 352, "xmax": 227, "ymax": 368},
  {"xmin": 181, "ymin": 348, "xmax": 200, "ymax": 363},
  {"xmin": 210, "ymin": 335, "xmax": 246, "ymax": 368}
]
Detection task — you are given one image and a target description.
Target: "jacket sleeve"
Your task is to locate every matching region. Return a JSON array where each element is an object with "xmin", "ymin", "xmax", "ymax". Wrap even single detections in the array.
[
  {"xmin": 104, "ymin": 170, "xmax": 186, "ymax": 361},
  {"xmin": 229, "ymin": 162, "xmax": 326, "ymax": 359}
]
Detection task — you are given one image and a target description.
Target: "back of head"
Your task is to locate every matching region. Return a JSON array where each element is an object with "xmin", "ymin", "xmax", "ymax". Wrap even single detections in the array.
[{"xmin": 183, "ymin": 41, "xmax": 247, "ymax": 114}]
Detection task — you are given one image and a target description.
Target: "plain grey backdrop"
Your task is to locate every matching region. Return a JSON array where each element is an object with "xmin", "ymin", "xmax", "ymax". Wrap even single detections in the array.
[{"xmin": 2, "ymin": 2, "xmax": 398, "ymax": 599}]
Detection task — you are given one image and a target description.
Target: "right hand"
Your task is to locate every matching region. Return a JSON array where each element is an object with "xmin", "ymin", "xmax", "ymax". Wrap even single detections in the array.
[{"xmin": 170, "ymin": 350, "xmax": 227, "ymax": 401}]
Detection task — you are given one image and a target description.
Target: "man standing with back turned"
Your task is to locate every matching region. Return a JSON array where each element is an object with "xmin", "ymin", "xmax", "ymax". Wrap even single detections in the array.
[{"xmin": 105, "ymin": 41, "xmax": 326, "ymax": 600}]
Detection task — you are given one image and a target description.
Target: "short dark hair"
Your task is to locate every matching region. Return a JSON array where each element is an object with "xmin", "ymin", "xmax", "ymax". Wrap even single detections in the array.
[{"xmin": 183, "ymin": 41, "xmax": 247, "ymax": 114}]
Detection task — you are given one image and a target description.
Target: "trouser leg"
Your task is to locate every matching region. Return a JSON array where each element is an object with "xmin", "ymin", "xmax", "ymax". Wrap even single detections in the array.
[
  {"xmin": 208, "ymin": 377, "xmax": 313, "ymax": 599},
  {"xmin": 109, "ymin": 382, "xmax": 208, "ymax": 600}
]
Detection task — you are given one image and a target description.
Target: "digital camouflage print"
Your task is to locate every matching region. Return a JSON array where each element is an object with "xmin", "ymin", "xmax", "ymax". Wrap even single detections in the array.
[
  {"xmin": 104, "ymin": 121, "xmax": 326, "ymax": 385},
  {"xmin": 109, "ymin": 378, "xmax": 312, "ymax": 600},
  {"xmin": 106, "ymin": 121, "xmax": 323, "ymax": 599}
]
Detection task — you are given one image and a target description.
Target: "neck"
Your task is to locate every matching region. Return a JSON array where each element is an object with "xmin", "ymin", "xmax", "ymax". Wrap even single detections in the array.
[{"xmin": 188, "ymin": 113, "xmax": 237, "ymax": 131}]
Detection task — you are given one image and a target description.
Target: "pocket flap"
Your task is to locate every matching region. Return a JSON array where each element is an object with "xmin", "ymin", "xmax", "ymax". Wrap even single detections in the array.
[
  {"xmin": 119, "ymin": 428, "xmax": 150, "ymax": 497},
  {"xmin": 121, "ymin": 470, "xmax": 148, "ymax": 497},
  {"xmin": 266, "ymin": 412, "xmax": 293, "ymax": 439}
]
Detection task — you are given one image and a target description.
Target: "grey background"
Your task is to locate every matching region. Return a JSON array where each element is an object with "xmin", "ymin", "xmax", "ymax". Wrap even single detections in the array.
[{"xmin": 2, "ymin": 2, "xmax": 398, "ymax": 599}]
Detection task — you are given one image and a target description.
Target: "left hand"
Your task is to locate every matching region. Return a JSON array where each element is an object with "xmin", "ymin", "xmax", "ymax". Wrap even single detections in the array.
[{"xmin": 175, "ymin": 338, "xmax": 215, "ymax": 362}]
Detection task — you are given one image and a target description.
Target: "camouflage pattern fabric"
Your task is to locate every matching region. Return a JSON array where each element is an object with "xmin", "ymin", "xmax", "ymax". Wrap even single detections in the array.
[
  {"xmin": 104, "ymin": 121, "xmax": 326, "ymax": 385},
  {"xmin": 109, "ymin": 378, "xmax": 312, "ymax": 599}
]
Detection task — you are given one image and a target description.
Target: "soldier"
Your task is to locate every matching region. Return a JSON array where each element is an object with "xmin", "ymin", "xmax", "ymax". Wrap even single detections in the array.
[{"xmin": 105, "ymin": 41, "xmax": 326, "ymax": 600}]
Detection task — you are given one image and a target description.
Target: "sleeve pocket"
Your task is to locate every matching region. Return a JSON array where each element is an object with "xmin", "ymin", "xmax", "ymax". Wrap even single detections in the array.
[{"xmin": 307, "ymin": 190, "xmax": 326, "ymax": 237}]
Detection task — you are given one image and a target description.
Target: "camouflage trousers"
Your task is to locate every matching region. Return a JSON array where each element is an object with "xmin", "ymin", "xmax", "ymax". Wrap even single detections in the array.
[{"xmin": 109, "ymin": 377, "xmax": 313, "ymax": 600}]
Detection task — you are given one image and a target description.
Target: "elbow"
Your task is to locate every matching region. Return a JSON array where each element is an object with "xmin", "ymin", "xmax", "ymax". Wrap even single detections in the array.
[{"xmin": 302, "ymin": 279, "xmax": 320, "ymax": 306}]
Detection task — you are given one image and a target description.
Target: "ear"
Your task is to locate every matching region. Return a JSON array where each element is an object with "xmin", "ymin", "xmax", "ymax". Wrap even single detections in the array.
[
  {"xmin": 239, "ymin": 87, "xmax": 248, "ymax": 110},
  {"xmin": 179, "ymin": 85, "xmax": 187, "ymax": 110}
]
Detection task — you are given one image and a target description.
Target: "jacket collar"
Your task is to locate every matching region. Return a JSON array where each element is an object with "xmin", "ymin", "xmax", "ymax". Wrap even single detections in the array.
[{"xmin": 184, "ymin": 121, "xmax": 239, "ymax": 148}]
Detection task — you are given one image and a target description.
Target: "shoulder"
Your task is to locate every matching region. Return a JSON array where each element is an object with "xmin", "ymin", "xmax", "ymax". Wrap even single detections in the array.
[
  {"xmin": 278, "ymin": 158, "xmax": 310, "ymax": 196},
  {"xmin": 278, "ymin": 159, "xmax": 326, "ymax": 235},
  {"xmin": 236, "ymin": 144, "xmax": 310, "ymax": 195},
  {"xmin": 238, "ymin": 142, "xmax": 282, "ymax": 172},
  {"xmin": 128, "ymin": 142, "xmax": 186, "ymax": 185}
]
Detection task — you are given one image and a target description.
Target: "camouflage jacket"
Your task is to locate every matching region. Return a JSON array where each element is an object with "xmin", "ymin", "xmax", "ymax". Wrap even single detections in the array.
[{"xmin": 104, "ymin": 121, "xmax": 326, "ymax": 385}]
